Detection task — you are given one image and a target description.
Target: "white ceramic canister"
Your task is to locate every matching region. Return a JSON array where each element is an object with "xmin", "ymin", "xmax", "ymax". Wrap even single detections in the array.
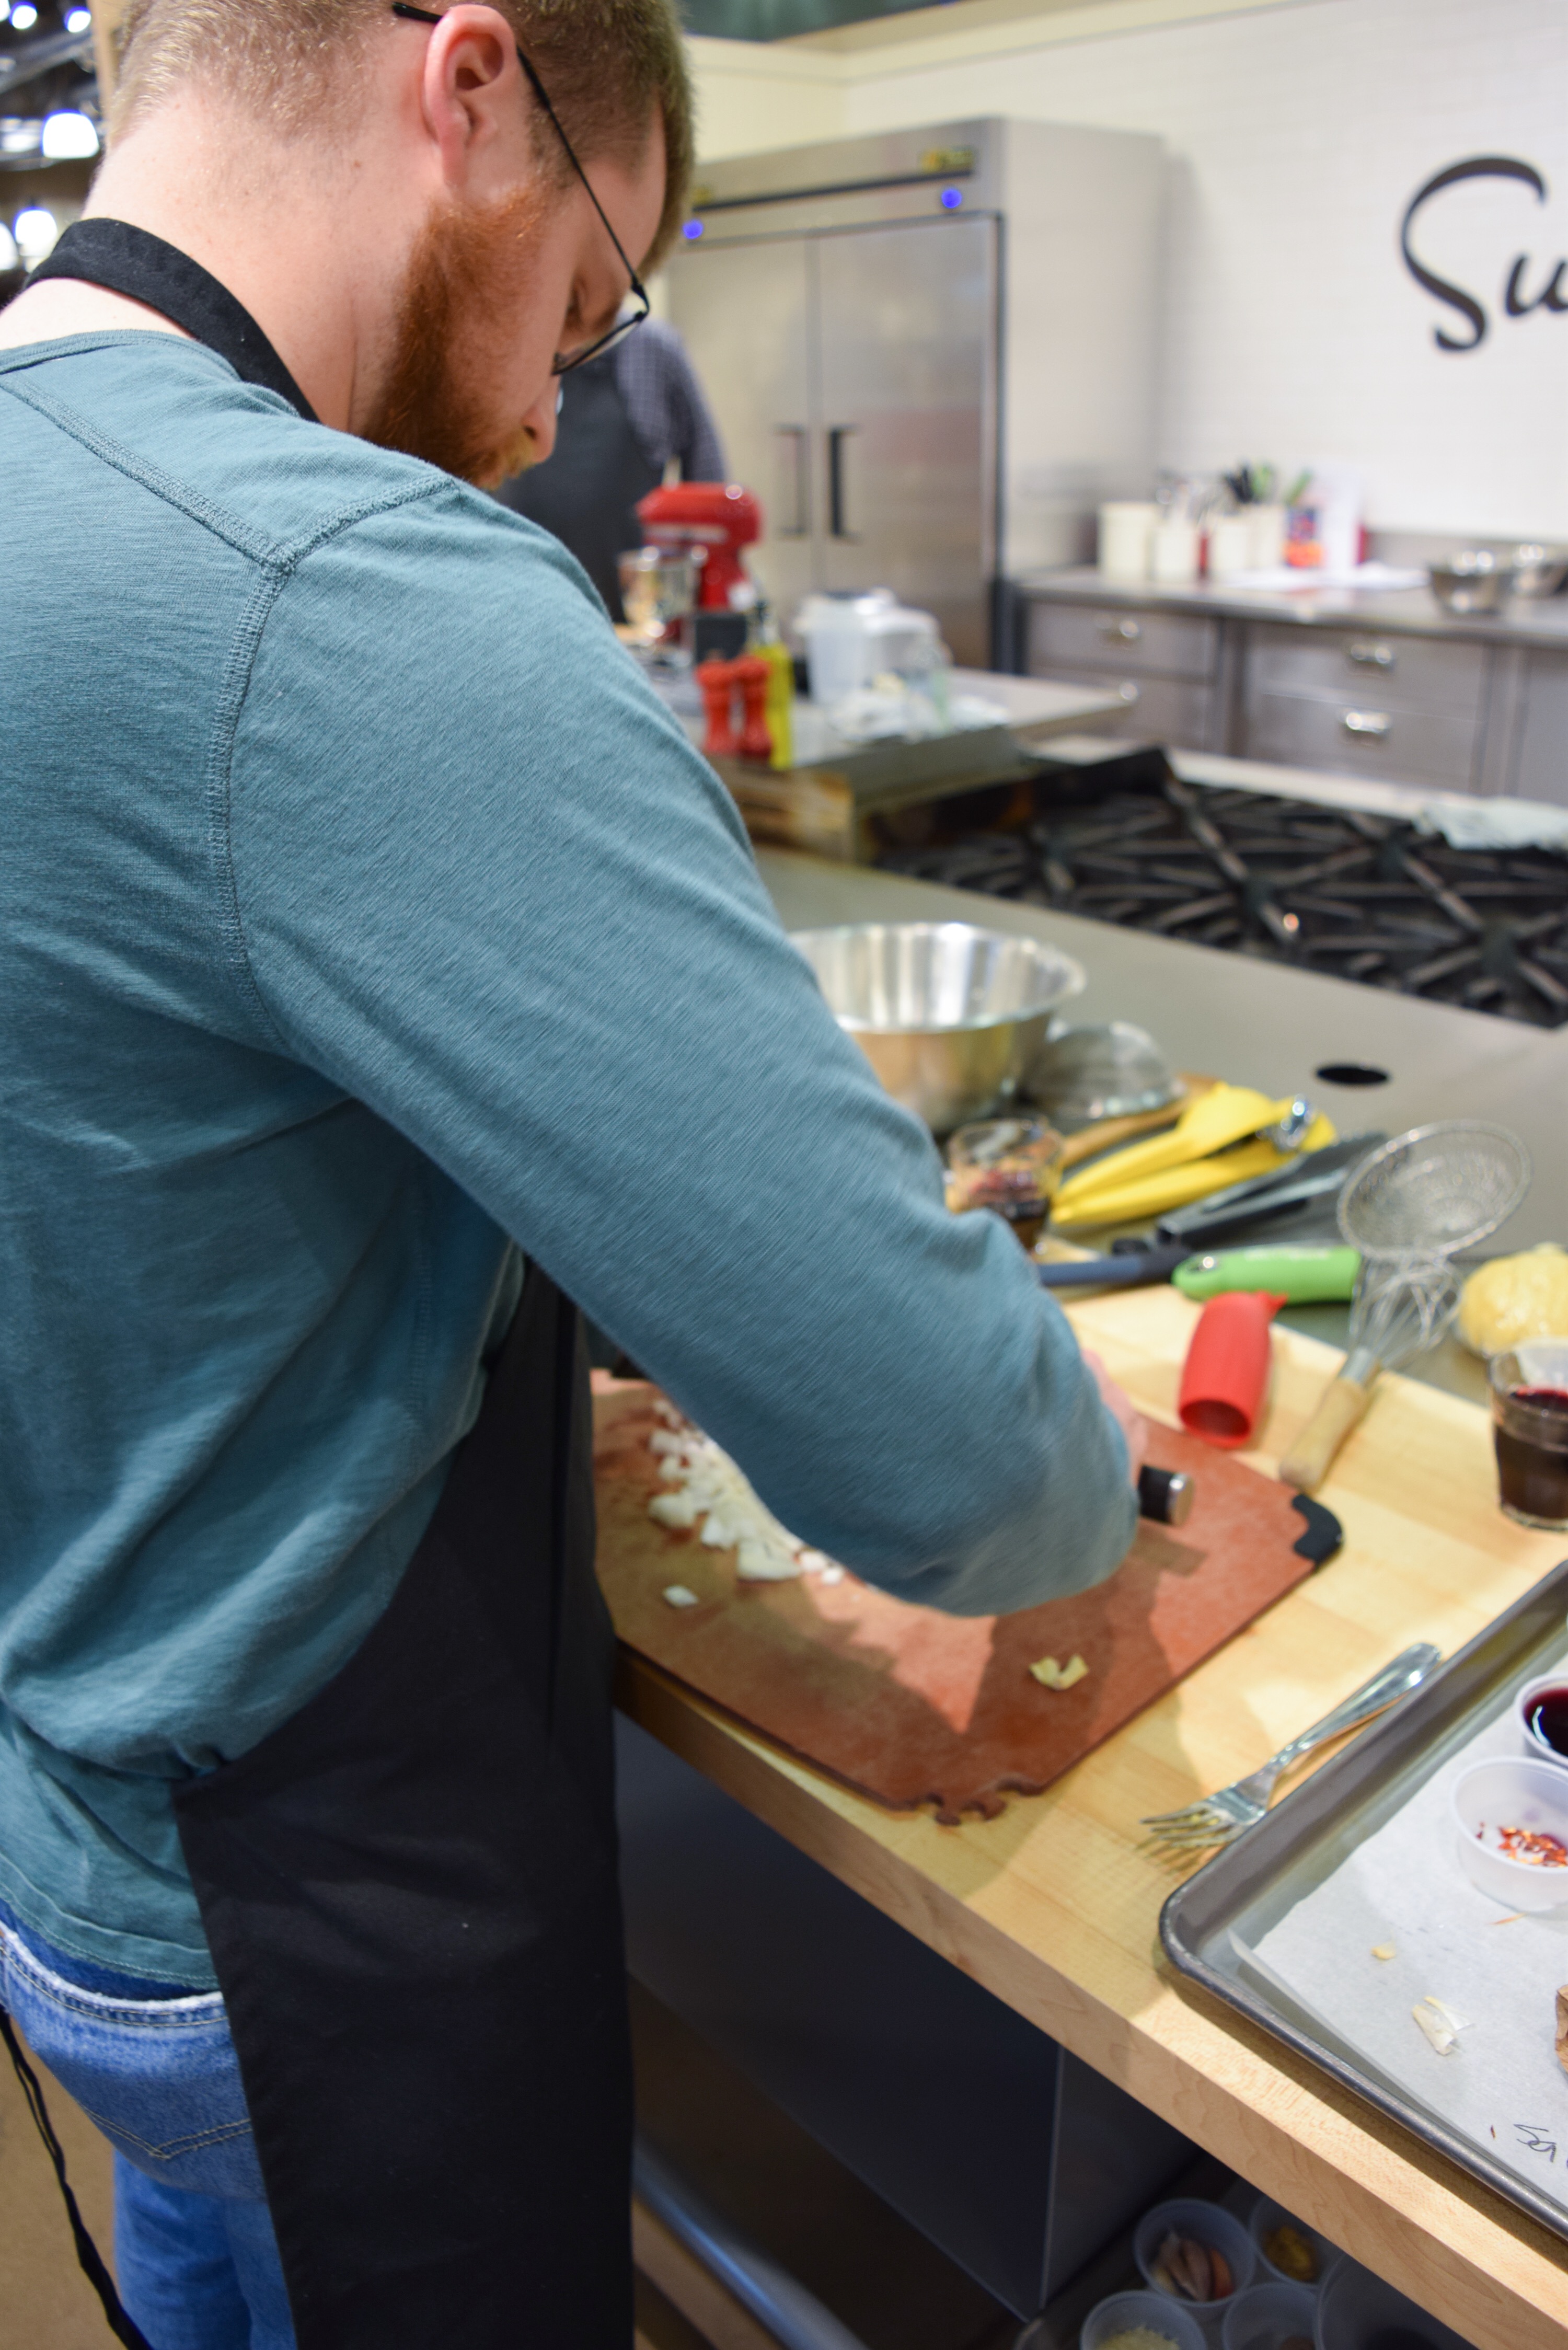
[
  {"xmin": 1248, "ymin": 504, "xmax": 1288, "ymax": 570},
  {"xmin": 1150, "ymin": 516, "xmax": 1201, "ymax": 585},
  {"xmin": 1098, "ymin": 502, "xmax": 1158, "ymax": 582},
  {"xmin": 1207, "ymin": 515, "xmax": 1255, "ymax": 582}
]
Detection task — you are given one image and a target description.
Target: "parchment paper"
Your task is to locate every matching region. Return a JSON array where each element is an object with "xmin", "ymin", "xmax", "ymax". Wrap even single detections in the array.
[{"xmin": 1251, "ymin": 1653, "xmax": 1568, "ymax": 2219}]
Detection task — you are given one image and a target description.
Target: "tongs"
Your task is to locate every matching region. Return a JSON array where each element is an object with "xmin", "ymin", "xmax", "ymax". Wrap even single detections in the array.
[{"xmin": 1037, "ymin": 1135, "xmax": 1385, "ymax": 1291}]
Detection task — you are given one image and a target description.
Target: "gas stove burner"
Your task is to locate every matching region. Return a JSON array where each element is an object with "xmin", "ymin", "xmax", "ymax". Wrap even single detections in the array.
[{"xmin": 877, "ymin": 773, "xmax": 1568, "ymax": 1029}]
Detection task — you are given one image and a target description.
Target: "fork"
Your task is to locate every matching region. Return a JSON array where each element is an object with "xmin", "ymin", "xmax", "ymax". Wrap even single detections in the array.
[{"xmin": 1140, "ymin": 1642, "xmax": 1441, "ymax": 1850}]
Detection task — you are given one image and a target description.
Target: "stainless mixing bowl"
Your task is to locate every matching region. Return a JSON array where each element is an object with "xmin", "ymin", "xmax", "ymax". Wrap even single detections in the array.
[
  {"xmin": 790, "ymin": 921, "xmax": 1085, "ymax": 1133},
  {"xmin": 1510, "ymin": 544, "xmax": 1568, "ymax": 598},
  {"xmin": 1428, "ymin": 550, "xmax": 1515, "ymax": 616}
]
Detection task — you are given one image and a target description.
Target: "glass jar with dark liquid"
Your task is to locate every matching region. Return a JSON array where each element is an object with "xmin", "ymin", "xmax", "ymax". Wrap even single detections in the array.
[{"xmin": 1490, "ymin": 1343, "xmax": 1568, "ymax": 1531}]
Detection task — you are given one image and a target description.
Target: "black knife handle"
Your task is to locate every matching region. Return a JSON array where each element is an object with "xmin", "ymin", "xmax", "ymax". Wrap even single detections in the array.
[
  {"xmin": 1139, "ymin": 1465, "xmax": 1195, "ymax": 1526},
  {"xmin": 1036, "ymin": 1245, "xmax": 1185, "ymax": 1290}
]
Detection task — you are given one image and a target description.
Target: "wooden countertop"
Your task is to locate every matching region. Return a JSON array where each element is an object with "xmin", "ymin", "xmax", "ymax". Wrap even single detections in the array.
[{"xmin": 613, "ymin": 1289, "xmax": 1568, "ymax": 2350}]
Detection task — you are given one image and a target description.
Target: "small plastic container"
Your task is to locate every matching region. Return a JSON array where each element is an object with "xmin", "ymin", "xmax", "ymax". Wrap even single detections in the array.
[
  {"xmin": 1515, "ymin": 1670, "xmax": 1568, "ymax": 1769},
  {"xmin": 1451, "ymin": 1756, "xmax": 1568, "ymax": 1910},
  {"xmin": 1247, "ymin": 2198, "xmax": 1336, "ymax": 2292},
  {"xmin": 1135, "ymin": 2197, "xmax": 1256, "ymax": 2340},
  {"xmin": 1081, "ymin": 2286, "xmax": 1208, "ymax": 2350},
  {"xmin": 1314, "ymin": 2254, "xmax": 1473, "ymax": 2350},
  {"xmin": 1223, "ymin": 2280, "xmax": 1319, "ymax": 2350}
]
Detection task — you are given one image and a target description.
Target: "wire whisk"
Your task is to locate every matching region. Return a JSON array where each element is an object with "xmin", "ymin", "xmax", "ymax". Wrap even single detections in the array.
[{"xmin": 1279, "ymin": 1121, "xmax": 1530, "ymax": 1492}]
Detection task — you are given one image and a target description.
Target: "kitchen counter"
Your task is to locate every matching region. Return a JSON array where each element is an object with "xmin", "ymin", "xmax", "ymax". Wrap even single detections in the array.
[
  {"xmin": 611, "ymin": 851, "xmax": 1568, "ymax": 2349},
  {"xmin": 707, "ymin": 666, "xmax": 1127, "ymax": 861},
  {"xmin": 762, "ymin": 849, "xmax": 1567, "ymax": 1255},
  {"xmin": 1016, "ymin": 566, "xmax": 1568, "ymax": 654}
]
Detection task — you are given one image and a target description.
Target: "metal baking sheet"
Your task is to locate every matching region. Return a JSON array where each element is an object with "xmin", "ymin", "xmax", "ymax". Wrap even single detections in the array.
[{"xmin": 1160, "ymin": 1557, "xmax": 1568, "ymax": 2241}]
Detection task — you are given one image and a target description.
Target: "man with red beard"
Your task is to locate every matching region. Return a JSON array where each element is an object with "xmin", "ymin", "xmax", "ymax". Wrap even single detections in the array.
[{"xmin": 0, "ymin": 1, "xmax": 1144, "ymax": 2342}]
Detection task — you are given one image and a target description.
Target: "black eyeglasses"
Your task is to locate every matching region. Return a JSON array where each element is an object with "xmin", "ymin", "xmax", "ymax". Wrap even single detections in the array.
[{"xmin": 390, "ymin": 0, "xmax": 650, "ymax": 372}]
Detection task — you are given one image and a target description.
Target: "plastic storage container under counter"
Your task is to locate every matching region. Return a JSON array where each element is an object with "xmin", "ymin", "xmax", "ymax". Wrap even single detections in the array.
[
  {"xmin": 1081, "ymin": 2287, "xmax": 1208, "ymax": 2350},
  {"xmin": 1135, "ymin": 2198, "xmax": 1256, "ymax": 2342}
]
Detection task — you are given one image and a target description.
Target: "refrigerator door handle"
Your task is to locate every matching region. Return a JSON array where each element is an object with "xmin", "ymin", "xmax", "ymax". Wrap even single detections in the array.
[
  {"xmin": 775, "ymin": 426, "xmax": 810, "ymax": 537},
  {"xmin": 826, "ymin": 425, "xmax": 858, "ymax": 540}
]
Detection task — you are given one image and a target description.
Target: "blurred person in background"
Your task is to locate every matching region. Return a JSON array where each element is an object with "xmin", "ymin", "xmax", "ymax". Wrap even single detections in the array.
[{"xmin": 497, "ymin": 308, "xmax": 724, "ymax": 615}]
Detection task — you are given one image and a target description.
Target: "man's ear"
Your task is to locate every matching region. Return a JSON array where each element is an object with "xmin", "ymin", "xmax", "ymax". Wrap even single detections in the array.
[{"xmin": 419, "ymin": 3, "xmax": 522, "ymax": 187}]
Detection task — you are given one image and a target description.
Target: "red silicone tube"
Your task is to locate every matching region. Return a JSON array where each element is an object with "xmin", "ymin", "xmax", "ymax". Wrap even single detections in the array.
[{"xmin": 1178, "ymin": 1289, "xmax": 1285, "ymax": 1448}]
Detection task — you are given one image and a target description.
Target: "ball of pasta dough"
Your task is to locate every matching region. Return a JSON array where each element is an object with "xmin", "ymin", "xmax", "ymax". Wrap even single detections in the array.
[{"xmin": 1458, "ymin": 1244, "xmax": 1568, "ymax": 1355}]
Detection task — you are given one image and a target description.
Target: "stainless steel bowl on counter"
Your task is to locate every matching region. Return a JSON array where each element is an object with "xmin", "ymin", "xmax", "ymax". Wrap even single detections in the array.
[
  {"xmin": 1427, "ymin": 550, "xmax": 1515, "ymax": 616},
  {"xmin": 790, "ymin": 920, "xmax": 1085, "ymax": 1134},
  {"xmin": 1509, "ymin": 543, "xmax": 1568, "ymax": 598}
]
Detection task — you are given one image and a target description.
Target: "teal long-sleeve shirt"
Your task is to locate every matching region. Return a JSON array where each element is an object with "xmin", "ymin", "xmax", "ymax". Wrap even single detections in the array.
[{"xmin": 0, "ymin": 332, "xmax": 1135, "ymax": 1985}]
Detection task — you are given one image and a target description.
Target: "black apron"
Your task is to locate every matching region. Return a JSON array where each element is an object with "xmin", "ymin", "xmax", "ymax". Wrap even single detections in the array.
[
  {"xmin": 18, "ymin": 223, "xmax": 632, "ymax": 2350},
  {"xmin": 495, "ymin": 353, "xmax": 661, "ymax": 620}
]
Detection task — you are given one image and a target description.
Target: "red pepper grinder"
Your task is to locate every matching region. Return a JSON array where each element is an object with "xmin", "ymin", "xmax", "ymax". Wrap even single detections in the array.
[
  {"xmin": 698, "ymin": 658, "xmax": 740, "ymax": 759},
  {"xmin": 734, "ymin": 655, "xmax": 774, "ymax": 764}
]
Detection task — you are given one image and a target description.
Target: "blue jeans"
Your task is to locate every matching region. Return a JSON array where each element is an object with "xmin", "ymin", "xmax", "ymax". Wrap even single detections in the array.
[{"xmin": 0, "ymin": 1907, "xmax": 295, "ymax": 2349}]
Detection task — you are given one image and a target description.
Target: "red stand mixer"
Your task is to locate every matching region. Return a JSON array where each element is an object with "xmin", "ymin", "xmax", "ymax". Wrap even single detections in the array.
[{"xmin": 636, "ymin": 482, "xmax": 762, "ymax": 613}]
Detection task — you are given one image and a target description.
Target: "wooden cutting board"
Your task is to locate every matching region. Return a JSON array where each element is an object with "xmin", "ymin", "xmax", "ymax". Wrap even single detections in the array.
[{"xmin": 593, "ymin": 1384, "xmax": 1322, "ymax": 1823}]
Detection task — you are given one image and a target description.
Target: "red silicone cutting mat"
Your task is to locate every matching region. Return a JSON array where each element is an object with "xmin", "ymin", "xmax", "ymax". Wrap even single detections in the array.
[{"xmin": 594, "ymin": 1384, "xmax": 1319, "ymax": 1822}]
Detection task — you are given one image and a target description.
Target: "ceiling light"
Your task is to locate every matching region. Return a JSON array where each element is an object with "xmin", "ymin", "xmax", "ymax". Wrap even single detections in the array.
[
  {"xmin": 14, "ymin": 205, "xmax": 59, "ymax": 264},
  {"xmin": 0, "ymin": 3, "xmax": 12, "ymax": 24},
  {"xmin": 0, "ymin": 223, "xmax": 16, "ymax": 271},
  {"xmin": 10, "ymin": 4, "xmax": 39, "ymax": 26},
  {"xmin": 0, "ymin": 118, "xmax": 42, "ymax": 156},
  {"xmin": 42, "ymin": 109, "xmax": 99, "ymax": 158},
  {"xmin": 65, "ymin": 3, "xmax": 92, "ymax": 26}
]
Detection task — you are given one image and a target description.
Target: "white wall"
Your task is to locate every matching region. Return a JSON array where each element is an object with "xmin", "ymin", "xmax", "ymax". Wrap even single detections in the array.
[
  {"xmin": 689, "ymin": 0, "xmax": 1568, "ymax": 540},
  {"xmin": 687, "ymin": 36, "xmax": 844, "ymax": 160}
]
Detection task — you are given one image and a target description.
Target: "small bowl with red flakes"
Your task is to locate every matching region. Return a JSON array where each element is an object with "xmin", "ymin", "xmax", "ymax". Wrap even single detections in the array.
[{"xmin": 1452, "ymin": 1756, "xmax": 1568, "ymax": 1911}]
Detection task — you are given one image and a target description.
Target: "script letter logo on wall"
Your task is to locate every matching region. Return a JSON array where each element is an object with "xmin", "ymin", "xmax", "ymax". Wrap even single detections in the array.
[{"xmin": 1400, "ymin": 156, "xmax": 1566, "ymax": 353}]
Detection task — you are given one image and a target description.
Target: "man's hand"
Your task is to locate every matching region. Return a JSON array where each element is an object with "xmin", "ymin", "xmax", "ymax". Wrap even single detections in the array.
[{"xmin": 1081, "ymin": 1349, "xmax": 1147, "ymax": 1486}]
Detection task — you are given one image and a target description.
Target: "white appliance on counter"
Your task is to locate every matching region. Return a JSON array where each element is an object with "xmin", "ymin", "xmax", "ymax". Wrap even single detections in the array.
[{"xmin": 667, "ymin": 118, "xmax": 1163, "ymax": 669}]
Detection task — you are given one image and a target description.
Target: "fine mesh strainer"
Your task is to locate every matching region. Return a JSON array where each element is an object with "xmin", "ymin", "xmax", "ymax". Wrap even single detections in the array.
[
  {"xmin": 1279, "ymin": 1121, "xmax": 1531, "ymax": 1493},
  {"xmin": 1335, "ymin": 1120, "xmax": 1532, "ymax": 1265}
]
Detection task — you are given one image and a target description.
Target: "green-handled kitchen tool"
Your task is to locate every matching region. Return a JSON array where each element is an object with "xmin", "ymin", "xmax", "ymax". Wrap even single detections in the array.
[{"xmin": 1173, "ymin": 1244, "xmax": 1361, "ymax": 1304}]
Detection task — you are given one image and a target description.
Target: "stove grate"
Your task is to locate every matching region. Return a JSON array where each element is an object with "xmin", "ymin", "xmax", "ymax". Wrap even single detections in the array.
[{"xmin": 876, "ymin": 776, "xmax": 1568, "ymax": 1029}]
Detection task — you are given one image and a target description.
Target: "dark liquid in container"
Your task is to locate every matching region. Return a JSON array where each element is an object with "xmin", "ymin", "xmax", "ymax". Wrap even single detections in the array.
[
  {"xmin": 1526, "ymin": 1688, "xmax": 1568, "ymax": 1755},
  {"xmin": 1495, "ymin": 1386, "xmax": 1568, "ymax": 1526}
]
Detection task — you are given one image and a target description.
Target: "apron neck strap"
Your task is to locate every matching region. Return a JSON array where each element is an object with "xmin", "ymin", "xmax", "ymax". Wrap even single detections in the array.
[{"xmin": 30, "ymin": 218, "xmax": 319, "ymax": 424}]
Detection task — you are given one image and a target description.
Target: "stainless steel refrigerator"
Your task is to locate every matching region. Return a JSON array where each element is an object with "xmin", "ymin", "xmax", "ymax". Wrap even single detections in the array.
[{"xmin": 665, "ymin": 117, "xmax": 1163, "ymax": 668}]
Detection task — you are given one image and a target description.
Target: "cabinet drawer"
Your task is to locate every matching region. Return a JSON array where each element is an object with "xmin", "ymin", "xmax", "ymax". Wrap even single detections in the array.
[
  {"xmin": 1511, "ymin": 652, "xmax": 1568, "ymax": 808},
  {"xmin": 1246, "ymin": 624, "xmax": 1486, "ymax": 718},
  {"xmin": 1242, "ymin": 690, "xmax": 1479, "ymax": 789},
  {"xmin": 1028, "ymin": 600, "xmax": 1219, "ymax": 680},
  {"xmin": 1030, "ymin": 664, "xmax": 1215, "ymax": 751}
]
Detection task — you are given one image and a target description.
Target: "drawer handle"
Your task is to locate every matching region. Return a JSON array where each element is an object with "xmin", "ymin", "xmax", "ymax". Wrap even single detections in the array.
[
  {"xmin": 1347, "ymin": 641, "xmax": 1395, "ymax": 671},
  {"xmin": 1116, "ymin": 679, "xmax": 1141, "ymax": 704},
  {"xmin": 1342, "ymin": 709, "xmax": 1391, "ymax": 738},
  {"xmin": 1102, "ymin": 619, "xmax": 1143, "ymax": 644}
]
